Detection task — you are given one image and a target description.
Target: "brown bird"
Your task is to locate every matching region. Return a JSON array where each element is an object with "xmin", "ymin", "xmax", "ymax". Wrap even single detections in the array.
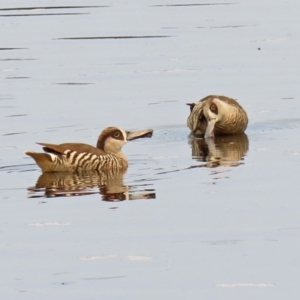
[
  {"xmin": 187, "ymin": 95, "xmax": 248, "ymax": 138},
  {"xmin": 25, "ymin": 126, "xmax": 153, "ymax": 172}
]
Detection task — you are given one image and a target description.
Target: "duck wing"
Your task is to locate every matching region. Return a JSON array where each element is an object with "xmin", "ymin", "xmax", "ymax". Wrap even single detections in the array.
[{"xmin": 37, "ymin": 142, "xmax": 106, "ymax": 156}]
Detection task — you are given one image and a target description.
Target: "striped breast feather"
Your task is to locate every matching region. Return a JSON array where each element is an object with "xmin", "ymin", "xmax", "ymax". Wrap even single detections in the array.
[
  {"xmin": 94, "ymin": 154, "xmax": 125, "ymax": 170},
  {"xmin": 62, "ymin": 150, "xmax": 94, "ymax": 167},
  {"xmin": 60, "ymin": 150, "xmax": 126, "ymax": 171},
  {"xmin": 93, "ymin": 154, "xmax": 119, "ymax": 170}
]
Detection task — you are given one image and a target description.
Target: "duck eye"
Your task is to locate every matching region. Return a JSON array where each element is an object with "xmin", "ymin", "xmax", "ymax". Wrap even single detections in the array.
[
  {"xmin": 113, "ymin": 131, "xmax": 120, "ymax": 138},
  {"xmin": 210, "ymin": 104, "xmax": 218, "ymax": 113}
]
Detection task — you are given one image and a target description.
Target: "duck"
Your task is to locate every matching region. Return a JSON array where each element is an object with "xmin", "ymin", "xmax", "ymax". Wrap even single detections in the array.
[
  {"xmin": 187, "ymin": 95, "xmax": 248, "ymax": 138},
  {"xmin": 25, "ymin": 126, "xmax": 153, "ymax": 173}
]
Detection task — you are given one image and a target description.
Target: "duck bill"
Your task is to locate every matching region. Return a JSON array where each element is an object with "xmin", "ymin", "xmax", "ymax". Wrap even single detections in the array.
[
  {"xmin": 204, "ymin": 119, "xmax": 217, "ymax": 138},
  {"xmin": 126, "ymin": 129, "xmax": 153, "ymax": 141}
]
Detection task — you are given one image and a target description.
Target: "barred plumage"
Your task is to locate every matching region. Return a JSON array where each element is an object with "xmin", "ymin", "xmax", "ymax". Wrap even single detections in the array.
[
  {"xmin": 25, "ymin": 126, "xmax": 153, "ymax": 173},
  {"xmin": 187, "ymin": 95, "xmax": 248, "ymax": 138}
]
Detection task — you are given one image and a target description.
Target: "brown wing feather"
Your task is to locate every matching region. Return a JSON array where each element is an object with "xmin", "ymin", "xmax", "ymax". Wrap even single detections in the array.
[
  {"xmin": 201, "ymin": 95, "xmax": 243, "ymax": 109},
  {"xmin": 199, "ymin": 95, "xmax": 236, "ymax": 104},
  {"xmin": 37, "ymin": 142, "xmax": 107, "ymax": 156}
]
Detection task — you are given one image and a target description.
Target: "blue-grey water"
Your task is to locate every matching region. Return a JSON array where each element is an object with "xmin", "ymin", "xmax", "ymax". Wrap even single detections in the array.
[{"xmin": 1, "ymin": 1, "xmax": 300, "ymax": 299}]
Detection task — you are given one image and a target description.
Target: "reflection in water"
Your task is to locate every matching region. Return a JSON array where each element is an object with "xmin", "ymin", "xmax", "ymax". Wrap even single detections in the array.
[
  {"xmin": 27, "ymin": 170, "xmax": 155, "ymax": 201},
  {"xmin": 189, "ymin": 133, "xmax": 249, "ymax": 168}
]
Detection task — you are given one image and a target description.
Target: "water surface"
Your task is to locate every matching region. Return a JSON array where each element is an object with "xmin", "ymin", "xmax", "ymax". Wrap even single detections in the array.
[{"xmin": 1, "ymin": 1, "xmax": 300, "ymax": 299}]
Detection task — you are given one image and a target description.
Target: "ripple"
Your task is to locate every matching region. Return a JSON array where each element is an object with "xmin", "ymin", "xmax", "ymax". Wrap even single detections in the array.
[
  {"xmin": 0, "ymin": 13, "xmax": 89, "ymax": 17},
  {"xmin": 5, "ymin": 114, "xmax": 27, "ymax": 117},
  {"xmin": 5, "ymin": 77, "xmax": 30, "ymax": 79},
  {"xmin": 0, "ymin": 6, "xmax": 108, "ymax": 11},
  {"xmin": 2, "ymin": 132, "xmax": 26, "ymax": 136},
  {"xmin": 53, "ymin": 82, "xmax": 95, "ymax": 85},
  {"xmin": 150, "ymin": 3, "xmax": 236, "ymax": 7},
  {"xmin": 57, "ymin": 35, "xmax": 171, "ymax": 40},
  {"xmin": 0, "ymin": 48, "xmax": 27, "ymax": 50}
]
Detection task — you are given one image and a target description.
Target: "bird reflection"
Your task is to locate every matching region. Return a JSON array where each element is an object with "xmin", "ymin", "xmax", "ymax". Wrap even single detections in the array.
[
  {"xmin": 27, "ymin": 170, "xmax": 155, "ymax": 201},
  {"xmin": 189, "ymin": 133, "xmax": 249, "ymax": 167}
]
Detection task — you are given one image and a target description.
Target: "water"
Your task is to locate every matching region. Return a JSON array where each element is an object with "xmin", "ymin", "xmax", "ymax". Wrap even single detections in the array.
[{"xmin": 1, "ymin": 1, "xmax": 300, "ymax": 299}]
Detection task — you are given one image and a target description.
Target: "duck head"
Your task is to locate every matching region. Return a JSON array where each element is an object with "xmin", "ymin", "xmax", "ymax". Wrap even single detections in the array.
[
  {"xmin": 187, "ymin": 96, "xmax": 244, "ymax": 138},
  {"xmin": 201, "ymin": 98, "xmax": 225, "ymax": 138},
  {"xmin": 97, "ymin": 127, "xmax": 153, "ymax": 154}
]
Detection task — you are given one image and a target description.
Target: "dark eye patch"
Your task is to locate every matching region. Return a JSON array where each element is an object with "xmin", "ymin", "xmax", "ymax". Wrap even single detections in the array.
[
  {"xmin": 210, "ymin": 103, "xmax": 218, "ymax": 114},
  {"xmin": 113, "ymin": 130, "xmax": 123, "ymax": 140}
]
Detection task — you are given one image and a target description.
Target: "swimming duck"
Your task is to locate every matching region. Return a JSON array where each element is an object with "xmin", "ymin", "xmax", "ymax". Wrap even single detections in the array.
[
  {"xmin": 187, "ymin": 95, "xmax": 248, "ymax": 138},
  {"xmin": 25, "ymin": 126, "xmax": 153, "ymax": 172}
]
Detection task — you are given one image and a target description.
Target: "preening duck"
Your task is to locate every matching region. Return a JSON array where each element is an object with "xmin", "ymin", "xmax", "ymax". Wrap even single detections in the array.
[
  {"xmin": 187, "ymin": 95, "xmax": 248, "ymax": 138},
  {"xmin": 25, "ymin": 126, "xmax": 153, "ymax": 172}
]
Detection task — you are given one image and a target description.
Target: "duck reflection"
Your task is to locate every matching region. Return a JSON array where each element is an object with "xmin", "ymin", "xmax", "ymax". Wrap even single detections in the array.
[
  {"xmin": 27, "ymin": 170, "xmax": 155, "ymax": 201},
  {"xmin": 189, "ymin": 133, "xmax": 249, "ymax": 167}
]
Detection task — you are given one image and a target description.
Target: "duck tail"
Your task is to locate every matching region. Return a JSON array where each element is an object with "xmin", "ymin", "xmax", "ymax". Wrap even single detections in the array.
[{"xmin": 25, "ymin": 151, "xmax": 55, "ymax": 172}]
